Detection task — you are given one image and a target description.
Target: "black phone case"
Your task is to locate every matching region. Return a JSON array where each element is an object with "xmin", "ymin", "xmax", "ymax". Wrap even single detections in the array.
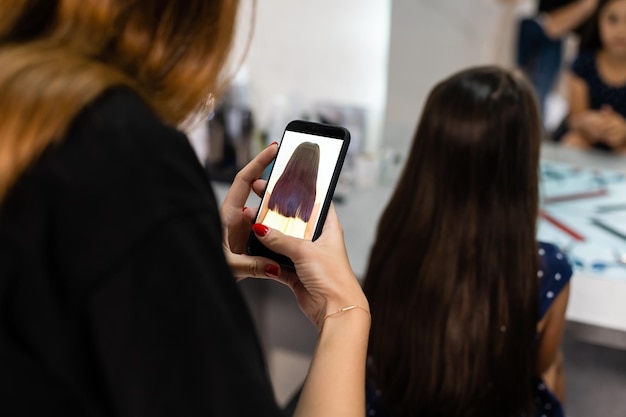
[{"xmin": 246, "ymin": 120, "xmax": 351, "ymax": 268}]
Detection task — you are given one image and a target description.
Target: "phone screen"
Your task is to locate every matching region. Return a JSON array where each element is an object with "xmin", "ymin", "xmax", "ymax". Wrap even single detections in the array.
[{"xmin": 248, "ymin": 120, "xmax": 349, "ymax": 266}]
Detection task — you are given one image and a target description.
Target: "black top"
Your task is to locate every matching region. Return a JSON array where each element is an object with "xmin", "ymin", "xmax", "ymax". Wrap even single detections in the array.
[
  {"xmin": 538, "ymin": 0, "xmax": 577, "ymax": 13},
  {"xmin": 572, "ymin": 50, "xmax": 626, "ymax": 118},
  {"xmin": 0, "ymin": 89, "xmax": 283, "ymax": 417}
]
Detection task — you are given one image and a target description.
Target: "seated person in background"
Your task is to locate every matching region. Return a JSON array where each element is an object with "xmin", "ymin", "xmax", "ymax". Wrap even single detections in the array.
[
  {"xmin": 514, "ymin": 0, "xmax": 598, "ymax": 122},
  {"xmin": 563, "ymin": 0, "xmax": 626, "ymax": 153},
  {"xmin": 363, "ymin": 67, "xmax": 572, "ymax": 417}
]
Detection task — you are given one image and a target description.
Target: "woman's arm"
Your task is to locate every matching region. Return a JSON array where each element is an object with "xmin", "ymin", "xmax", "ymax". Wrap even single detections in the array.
[
  {"xmin": 536, "ymin": 283, "xmax": 571, "ymax": 403},
  {"xmin": 294, "ymin": 305, "xmax": 370, "ymax": 417},
  {"xmin": 542, "ymin": 0, "xmax": 598, "ymax": 39},
  {"xmin": 224, "ymin": 148, "xmax": 370, "ymax": 417},
  {"xmin": 251, "ymin": 205, "xmax": 370, "ymax": 417},
  {"xmin": 565, "ymin": 72, "xmax": 606, "ymax": 145}
]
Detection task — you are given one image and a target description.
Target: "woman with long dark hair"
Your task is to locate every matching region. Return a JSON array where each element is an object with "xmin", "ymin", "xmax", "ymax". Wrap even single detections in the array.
[
  {"xmin": 363, "ymin": 67, "xmax": 572, "ymax": 417},
  {"xmin": 258, "ymin": 141, "xmax": 321, "ymax": 239},
  {"xmin": 562, "ymin": 0, "xmax": 626, "ymax": 152},
  {"xmin": 0, "ymin": 1, "xmax": 370, "ymax": 416}
]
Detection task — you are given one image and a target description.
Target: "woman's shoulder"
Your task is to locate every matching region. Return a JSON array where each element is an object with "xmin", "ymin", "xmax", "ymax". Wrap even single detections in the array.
[
  {"xmin": 67, "ymin": 88, "xmax": 190, "ymax": 155},
  {"xmin": 8, "ymin": 87, "xmax": 219, "ymax": 281},
  {"xmin": 537, "ymin": 242, "xmax": 573, "ymax": 319},
  {"xmin": 65, "ymin": 88, "xmax": 207, "ymax": 183},
  {"xmin": 538, "ymin": 242, "xmax": 572, "ymax": 277},
  {"xmin": 571, "ymin": 49, "xmax": 597, "ymax": 80},
  {"xmin": 51, "ymin": 86, "xmax": 212, "ymax": 211}
]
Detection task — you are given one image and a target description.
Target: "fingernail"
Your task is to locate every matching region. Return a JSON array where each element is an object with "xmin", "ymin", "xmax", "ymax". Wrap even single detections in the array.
[
  {"xmin": 252, "ymin": 223, "xmax": 269, "ymax": 237},
  {"xmin": 242, "ymin": 206, "xmax": 247, "ymax": 212},
  {"xmin": 269, "ymin": 141, "xmax": 278, "ymax": 147},
  {"xmin": 264, "ymin": 264, "xmax": 279, "ymax": 277}
]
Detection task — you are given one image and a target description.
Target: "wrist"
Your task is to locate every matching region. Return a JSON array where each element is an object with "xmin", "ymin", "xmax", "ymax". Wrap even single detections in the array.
[
  {"xmin": 319, "ymin": 303, "xmax": 371, "ymax": 334},
  {"xmin": 323, "ymin": 288, "xmax": 369, "ymax": 320},
  {"xmin": 319, "ymin": 291, "xmax": 370, "ymax": 332}
]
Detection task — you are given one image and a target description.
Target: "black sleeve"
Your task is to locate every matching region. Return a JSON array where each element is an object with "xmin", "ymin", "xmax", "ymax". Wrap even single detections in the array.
[
  {"xmin": 48, "ymin": 88, "xmax": 286, "ymax": 416},
  {"xmin": 571, "ymin": 51, "xmax": 591, "ymax": 80},
  {"xmin": 0, "ymin": 87, "xmax": 285, "ymax": 416},
  {"xmin": 88, "ymin": 209, "xmax": 284, "ymax": 417}
]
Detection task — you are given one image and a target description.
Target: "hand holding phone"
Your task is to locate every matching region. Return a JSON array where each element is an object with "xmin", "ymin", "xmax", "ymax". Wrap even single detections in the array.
[{"xmin": 247, "ymin": 120, "xmax": 350, "ymax": 267}]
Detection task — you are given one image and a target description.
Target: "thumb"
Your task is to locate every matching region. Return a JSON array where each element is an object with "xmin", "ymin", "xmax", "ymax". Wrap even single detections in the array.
[{"xmin": 251, "ymin": 223, "xmax": 306, "ymax": 263}]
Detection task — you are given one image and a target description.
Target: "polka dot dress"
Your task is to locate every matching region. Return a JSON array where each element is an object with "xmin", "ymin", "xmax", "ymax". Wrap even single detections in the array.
[
  {"xmin": 365, "ymin": 242, "xmax": 572, "ymax": 417},
  {"xmin": 538, "ymin": 242, "xmax": 572, "ymax": 320}
]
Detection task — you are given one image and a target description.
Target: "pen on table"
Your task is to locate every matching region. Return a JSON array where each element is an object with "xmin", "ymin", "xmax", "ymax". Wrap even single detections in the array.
[
  {"xmin": 539, "ymin": 210, "xmax": 586, "ymax": 242},
  {"xmin": 595, "ymin": 203, "xmax": 626, "ymax": 214},
  {"xmin": 542, "ymin": 188, "xmax": 608, "ymax": 204},
  {"xmin": 590, "ymin": 218, "xmax": 626, "ymax": 243}
]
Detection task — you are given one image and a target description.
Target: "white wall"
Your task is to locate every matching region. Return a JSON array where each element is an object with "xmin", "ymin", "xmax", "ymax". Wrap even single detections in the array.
[
  {"xmin": 232, "ymin": 1, "xmax": 522, "ymax": 154},
  {"xmin": 237, "ymin": 0, "xmax": 391, "ymax": 153},
  {"xmin": 383, "ymin": 0, "xmax": 520, "ymax": 151}
]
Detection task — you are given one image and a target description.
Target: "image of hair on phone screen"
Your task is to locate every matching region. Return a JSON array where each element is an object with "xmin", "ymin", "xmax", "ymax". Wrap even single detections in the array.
[{"xmin": 257, "ymin": 141, "xmax": 321, "ymax": 239}]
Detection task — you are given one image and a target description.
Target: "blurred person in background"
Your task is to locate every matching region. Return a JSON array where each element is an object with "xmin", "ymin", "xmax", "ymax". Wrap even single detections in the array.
[
  {"xmin": 562, "ymin": 0, "xmax": 626, "ymax": 153},
  {"xmin": 363, "ymin": 67, "xmax": 572, "ymax": 417},
  {"xmin": 515, "ymin": 0, "xmax": 598, "ymax": 123}
]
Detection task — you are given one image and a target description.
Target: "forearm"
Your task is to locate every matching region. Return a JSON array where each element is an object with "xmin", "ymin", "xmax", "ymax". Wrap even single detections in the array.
[
  {"xmin": 542, "ymin": 350, "xmax": 566, "ymax": 403},
  {"xmin": 568, "ymin": 111, "xmax": 589, "ymax": 132},
  {"xmin": 294, "ymin": 308, "xmax": 370, "ymax": 417},
  {"xmin": 542, "ymin": 0, "xmax": 597, "ymax": 39},
  {"xmin": 568, "ymin": 111, "xmax": 603, "ymax": 143}
]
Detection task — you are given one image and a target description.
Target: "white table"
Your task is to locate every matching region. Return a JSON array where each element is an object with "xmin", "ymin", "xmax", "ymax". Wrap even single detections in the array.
[
  {"xmin": 213, "ymin": 142, "xmax": 626, "ymax": 350},
  {"xmin": 539, "ymin": 144, "xmax": 626, "ymax": 346}
]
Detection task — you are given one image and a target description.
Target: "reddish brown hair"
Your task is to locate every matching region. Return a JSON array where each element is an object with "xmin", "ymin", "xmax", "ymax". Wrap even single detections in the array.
[
  {"xmin": 0, "ymin": 0, "xmax": 242, "ymax": 202},
  {"xmin": 268, "ymin": 142, "xmax": 320, "ymax": 222}
]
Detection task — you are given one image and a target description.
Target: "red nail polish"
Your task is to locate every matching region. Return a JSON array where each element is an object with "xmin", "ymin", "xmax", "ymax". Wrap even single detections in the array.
[
  {"xmin": 269, "ymin": 141, "xmax": 278, "ymax": 147},
  {"xmin": 242, "ymin": 206, "xmax": 247, "ymax": 212},
  {"xmin": 252, "ymin": 223, "xmax": 269, "ymax": 237},
  {"xmin": 264, "ymin": 264, "xmax": 279, "ymax": 277}
]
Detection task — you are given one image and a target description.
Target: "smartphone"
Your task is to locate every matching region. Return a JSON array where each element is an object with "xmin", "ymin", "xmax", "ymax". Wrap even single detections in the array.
[{"xmin": 247, "ymin": 120, "xmax": 350, "ymax": 267}]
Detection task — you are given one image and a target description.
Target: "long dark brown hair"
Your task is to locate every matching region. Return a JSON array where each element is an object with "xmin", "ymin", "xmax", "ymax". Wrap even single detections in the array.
[
  {"xmin": 0, "ymin": 0, "xmax": 243, "ymax": 203},
  {"xmin": 363, "ymin": 67, "xmax": 541, "ymax": 417},
  {"xmin": 268, "ymin": 142, "xmax": 320, "ymax": 222}
]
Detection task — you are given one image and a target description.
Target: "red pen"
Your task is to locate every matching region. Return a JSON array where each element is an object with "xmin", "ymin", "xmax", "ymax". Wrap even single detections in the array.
[
  {"xmin": 542, "ymin": 189, "xmax": 608, "ymax": 204},
  {"xmin": 539, "ymin": 210, "xmax": 586, "ymax": 242}
]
